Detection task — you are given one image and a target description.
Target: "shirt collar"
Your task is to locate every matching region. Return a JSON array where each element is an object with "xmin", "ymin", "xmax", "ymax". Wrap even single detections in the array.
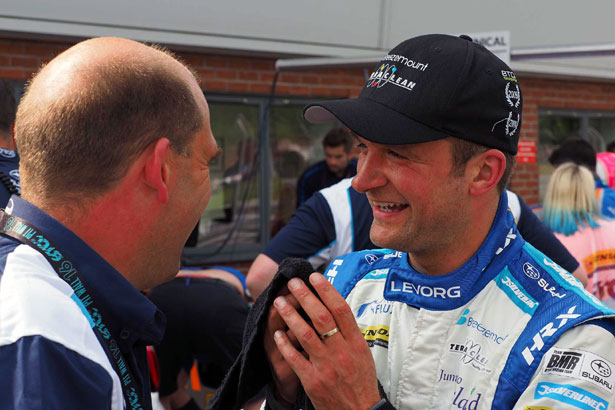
[{"xmin": 5, "ymin": 195, "xmax": 165, "ymax": 345}]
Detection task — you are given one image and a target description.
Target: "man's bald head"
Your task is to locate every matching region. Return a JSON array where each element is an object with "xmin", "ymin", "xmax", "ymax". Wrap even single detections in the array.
[{"xmin": 15, "ymin": 37, "xmax": 205, "ymax": 205}]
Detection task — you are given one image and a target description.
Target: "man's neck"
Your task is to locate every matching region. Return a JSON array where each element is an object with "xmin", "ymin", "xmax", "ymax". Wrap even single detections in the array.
[
  {"xmin": 407, "ymin": 195, "xmax": 500, "ymax": 276},
  {"xmin": 28, "ymin": 188, "xmax": 151, "ymax": 290}
]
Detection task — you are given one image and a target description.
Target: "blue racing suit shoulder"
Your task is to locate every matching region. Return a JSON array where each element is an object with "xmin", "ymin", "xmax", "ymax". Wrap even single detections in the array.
[
  {"xmin": 324, "ymin": 248, "xmax": 402, "ymax": 298},
  {"xmin": 492, "ymin": 241, "xmax": 615, "ymax": 408}
]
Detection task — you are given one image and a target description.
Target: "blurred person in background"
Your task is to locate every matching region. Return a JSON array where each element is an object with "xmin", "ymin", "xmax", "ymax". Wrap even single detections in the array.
[
  {"xmin": 549, "ymin": 137, "xmax": 615, "ymax": 218},
  {"xmin": 0, "ymin": 79, "xmax": 20, "ymax": 205},
  {"xmin": 295, "ymin": 127, "xmax": 357, "ymax": 207},
  {"xmin": 148, "ymin": 267, "xmax": 253, "ymax": 410},
  {"xmin": 543, "ymin": 162, "xmax": 615, "ymax": 307}
]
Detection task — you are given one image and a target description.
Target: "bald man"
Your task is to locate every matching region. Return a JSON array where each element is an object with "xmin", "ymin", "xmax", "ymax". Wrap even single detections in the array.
[{"xmin": 0, "ymin": 38, "xmax": 218, "ymax": 410}]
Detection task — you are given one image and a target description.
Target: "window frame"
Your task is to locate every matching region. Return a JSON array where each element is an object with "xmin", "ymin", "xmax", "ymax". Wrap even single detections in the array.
[{"xmin": 182, "ymin": 93, "xmax": 333, "ymax": 265}]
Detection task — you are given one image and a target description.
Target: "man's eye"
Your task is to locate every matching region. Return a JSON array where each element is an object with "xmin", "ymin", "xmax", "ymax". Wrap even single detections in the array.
[{"xmin": 388, "ymin": 150, "xmax": 405, "ymax": 159}]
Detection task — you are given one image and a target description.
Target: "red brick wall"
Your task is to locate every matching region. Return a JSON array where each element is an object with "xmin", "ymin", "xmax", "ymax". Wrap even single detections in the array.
[{"xmin": 3, "ymin": 36, "xmax": 615, "ymax": 207}]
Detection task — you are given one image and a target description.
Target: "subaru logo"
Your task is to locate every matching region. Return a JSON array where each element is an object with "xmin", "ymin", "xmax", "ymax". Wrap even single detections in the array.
[
  {"xmin": 591, "ymin": 359, "xmax": 612, "ymax": 377},
  {"xmin": 523, "ymin": 262, "xmax": 540, "ymax": 280},
  {"xmin": 364, "ymin": 254, "xmax": 381, "ymax": 265}
]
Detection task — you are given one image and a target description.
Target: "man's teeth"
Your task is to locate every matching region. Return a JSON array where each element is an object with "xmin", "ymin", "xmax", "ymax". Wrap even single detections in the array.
[{"xmin": 373, "ymin": 201, "xmax": 407, "ymax": 213}]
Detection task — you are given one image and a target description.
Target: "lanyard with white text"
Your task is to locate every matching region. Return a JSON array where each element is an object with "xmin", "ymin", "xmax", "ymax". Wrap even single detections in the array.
[{"xmin": 0, "ymin": 209, "xmax": 145, "ymax": 410}]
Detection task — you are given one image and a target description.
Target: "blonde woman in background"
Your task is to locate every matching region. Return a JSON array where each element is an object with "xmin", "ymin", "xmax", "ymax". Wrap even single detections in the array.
[{"xmin": 543, "ymin": 162, "xmax": 615, "ymax": 307}]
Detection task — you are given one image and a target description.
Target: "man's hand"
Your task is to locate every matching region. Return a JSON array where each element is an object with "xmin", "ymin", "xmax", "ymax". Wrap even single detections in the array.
[{"xmin": 272, "ymin": 272, "xmax": 381, "ymax": 410}]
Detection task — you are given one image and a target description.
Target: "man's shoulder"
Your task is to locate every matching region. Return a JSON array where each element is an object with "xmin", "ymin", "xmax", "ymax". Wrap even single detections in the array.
[
  {"xmin": 0, "ymin": 247, "xmax": 114, "ymax": 376},
  {"xmin": 299, "ymin": 160, "xmax": 327, "ymax": 181},
  {"xmin": 508, "ymin": 241, "xmax": 610, "ymax": 312},
  {"xmin": 324, "ymin": 249, "xmax": 401, "ymax": 296}
]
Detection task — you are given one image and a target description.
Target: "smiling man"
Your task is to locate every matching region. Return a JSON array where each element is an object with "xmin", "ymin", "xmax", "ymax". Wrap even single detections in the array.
[{"xmin": 262, "ymin": 34, "xmax": 615, "ymax": 410}]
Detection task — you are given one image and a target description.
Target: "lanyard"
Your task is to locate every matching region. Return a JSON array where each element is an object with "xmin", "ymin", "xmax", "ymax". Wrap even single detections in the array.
[{"xmin": 0, "ymin": 209, "xmax": 145, "ymax": 409}]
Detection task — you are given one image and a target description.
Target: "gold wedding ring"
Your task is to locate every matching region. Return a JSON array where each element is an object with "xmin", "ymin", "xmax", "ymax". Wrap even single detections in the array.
[{"xmin": 320, "ymin": 327, "xmax": 339, "ymax": 340}]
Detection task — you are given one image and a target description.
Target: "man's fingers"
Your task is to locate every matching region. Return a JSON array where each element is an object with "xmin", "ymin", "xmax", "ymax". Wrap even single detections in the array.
[
  {"xmin": 274, "ymin": 295, "xmax": 327, "ymax": 356},
  {"xmin": 309, "ymin": 273, "xmax": 361, "ymax": 343},
  {"xmin": 285, "ymin": 277, "xmax": 341, "ymax": 343},
  {"xmin": 273, "ymin": 329, "xmax": 314, "ymax": 380}
]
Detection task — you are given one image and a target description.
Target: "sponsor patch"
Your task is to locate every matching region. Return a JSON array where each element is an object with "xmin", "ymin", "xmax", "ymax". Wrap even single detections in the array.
[
  {"xmin": 455, "ymin": 308, "xmax": 508, "ymax": 344},
  {"xmin": 534, "ymin": 382, "xmax": 608, "ymax": 410},
  {"xmin": 522, "ymin": 306, "xmax": 580, "ymax": 365},
  {"xmin": 366, "ymin": 64, "xmax": 417, "ymax": 91},
  {"xmin": 360, "ymin": 325, "xmax": 389, "ymax": 348},
  {"xmin": 505, "ymin": 82, "xmax": 521, "ymax": 108},
  {"xmin": 501, "ymin": 70, "xmax": 518, "ymax": 83},
  {"xmin": 542, "ymin": 348, "xmax": 615, "ymax": 393},
  {"xmin": 495, "ymin": 228, "xmax": 517, "ymax": 255},
  {"xmin": 449, "ymin": 339, "xmax": 491, "ymax": 373},
  {"xmin": 0, "ymin": 147, "xmax": 16, "ymax": 158},
  {"xmin": 383, "ymin": 251, "xmax": 403, "ymax": 260},
  {"xmin": 523, "ymin": 262, "xmax": 541, "ymax": 279},
  {"xmin": 357, "ymin": 299, "xmax": 392, "ymax": 318},
  {"xmin": 364, "ymin": 254, "xmax": 382, "ymax": 264},
  {"xmin": 438, "ymin": 369, "xmax": 463, "ymax": 384},
  {"xmin": 522, "ymin": 261, "xmax": 567, "ymax": 299},
  {"xmin": 364, "ymin": 268, "xmax": 389, "ymax": 280},
  {"xmin": 495, "ymin": 269, "xmax": 538, "ymax": 314},
  {"xmin": 325, "ymin": 259, "xmax": 344, "ymax": 284},
  {"xmin": 451, "ymin": 386, "xmax": 482, "ymax": 409},
  {"xmin": 389, "ymin": 280, "xmax": 461, "ymax": 299}
]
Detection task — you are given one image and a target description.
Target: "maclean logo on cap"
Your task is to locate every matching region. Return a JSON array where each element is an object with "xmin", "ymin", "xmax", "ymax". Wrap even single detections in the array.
[{"xmin": 366, "ymin": 64, "xmax": 416, "ymax": 92}]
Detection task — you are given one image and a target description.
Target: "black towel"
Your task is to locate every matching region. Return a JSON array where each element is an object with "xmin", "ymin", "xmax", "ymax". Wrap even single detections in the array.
[{"xmin": 208, "ymin": 257, "xmax": 316, "ymax": 410}]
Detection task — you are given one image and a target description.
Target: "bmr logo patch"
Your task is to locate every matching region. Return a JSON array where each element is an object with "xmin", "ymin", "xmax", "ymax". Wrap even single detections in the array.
[
  {"xmin": 364, "ymin": 254, "xmax": 381, "ymax": 264},
  {"xmin": 545, "ymin": 350, "xmax": 582, "ymax": 375}
]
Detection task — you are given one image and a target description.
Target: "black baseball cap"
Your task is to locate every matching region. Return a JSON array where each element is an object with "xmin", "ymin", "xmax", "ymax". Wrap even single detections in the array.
[{"xmin": 304, "ymin": 34, "xmax": 522, "ymax": 155}]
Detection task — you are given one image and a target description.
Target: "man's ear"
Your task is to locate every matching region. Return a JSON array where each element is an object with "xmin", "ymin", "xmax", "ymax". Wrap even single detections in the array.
[
  {"xmin": 143, "ymin": 138, "xmax": 172, "ymax": 204},
  {"xmin": 468, "ymin": 149, "xmax": 506, "ymax": 196}
]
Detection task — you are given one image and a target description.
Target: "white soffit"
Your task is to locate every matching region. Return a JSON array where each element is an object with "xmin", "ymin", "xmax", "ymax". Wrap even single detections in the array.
[{"xmin": 276, "ymin": 44, "xmax": 615, "ymax": 83}]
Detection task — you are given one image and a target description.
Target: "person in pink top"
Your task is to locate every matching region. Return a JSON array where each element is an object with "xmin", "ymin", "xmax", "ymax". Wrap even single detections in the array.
[{"xmin": 543, "ymin": 162, "xmax": 615, "ymax": 307}]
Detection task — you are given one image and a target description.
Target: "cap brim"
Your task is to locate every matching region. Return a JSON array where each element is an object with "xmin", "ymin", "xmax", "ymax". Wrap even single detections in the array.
[{"xmin": 303, "ymin": 99, "xmax": 450, "ymax": 145}]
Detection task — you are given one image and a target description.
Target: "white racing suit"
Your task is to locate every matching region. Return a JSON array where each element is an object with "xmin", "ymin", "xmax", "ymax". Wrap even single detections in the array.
[{"xmin": 325, "ymin": 193, "xmax": 615, "ymax": 409}]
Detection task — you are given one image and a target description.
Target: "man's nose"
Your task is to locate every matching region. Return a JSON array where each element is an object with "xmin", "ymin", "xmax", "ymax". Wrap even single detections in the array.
[{"xmin": 352, "ymin": 153, "xmax": 387, "ymax": 193}]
